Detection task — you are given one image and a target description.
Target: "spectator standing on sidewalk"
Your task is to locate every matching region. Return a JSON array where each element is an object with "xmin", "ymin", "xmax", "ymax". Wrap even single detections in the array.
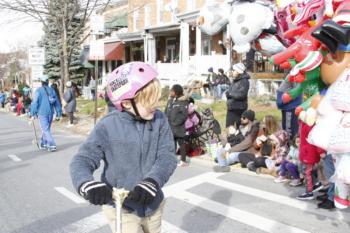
[
  {"xmin": 63, "ymin": 81, "xmax": 77, "ymax": 127},
  {"xmin": 30, "ymin": 75, "xmax": 62, "ymax": 152},
  {"xmin": 225, "ymin": 62, "xmax": 250, "ymax": 128},
  {"xmin": 0, "ymin": 90, "xmax": 6, "ymax": 108},
  {"xmin": 276, "ymin": 80, "xmax": 302, "ymax": 140},
  {"xmin": 165, "ymin": 84, "xmax": 189, "ymax": 167},
  {"xmin": 89, "ymin": 76, "xmax": 96, "ymax": 100},
  {"xmin": 218, "ymin": 68, "xmax": 230, "ymax": 99}
]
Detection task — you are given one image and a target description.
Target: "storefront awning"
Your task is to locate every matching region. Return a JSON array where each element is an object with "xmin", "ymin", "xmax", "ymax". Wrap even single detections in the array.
[
  {"xmin": 105, "ymin": 14, "xmax": 128, "ymax": 29},
  {"xmin": 104, "ymin": 42, "xmax": 124, "ymax": 61}
]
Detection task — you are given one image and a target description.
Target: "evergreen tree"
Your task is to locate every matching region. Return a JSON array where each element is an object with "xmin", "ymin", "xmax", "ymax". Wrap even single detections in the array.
[{"xmin": 43, "ymin": 0, "xmax": 84, "ymax": 82}]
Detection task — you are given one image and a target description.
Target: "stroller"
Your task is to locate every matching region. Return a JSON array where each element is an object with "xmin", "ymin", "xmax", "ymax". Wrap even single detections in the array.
[{"xmin": 185, "ymin": 108, "xmax": 222, "ymax": 156}]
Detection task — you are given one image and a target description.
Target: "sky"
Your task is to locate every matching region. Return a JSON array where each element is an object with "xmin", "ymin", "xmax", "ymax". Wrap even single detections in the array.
[{"xmin": 0, "ymin": 11, "xmax": 44, "ymax": 53}]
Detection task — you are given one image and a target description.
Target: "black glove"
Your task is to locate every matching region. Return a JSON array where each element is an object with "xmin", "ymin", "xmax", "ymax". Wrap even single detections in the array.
[
  {"xmin": 127, "ymin": 178, "xmax": 159, "ymax": 205},
  {"xmin": 79, "ymin": 181, "xmax": 112, "ymax": 205}
]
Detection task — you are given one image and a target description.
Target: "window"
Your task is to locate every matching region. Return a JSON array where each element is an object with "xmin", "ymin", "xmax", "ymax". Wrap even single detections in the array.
[
  {"xmin": 133, "ymin": 10, "xmax": 139, "ymax": 31},
  {"xmin": 144, "ymin": 5, "xmax": 150, "ymax": 28},
  {"xmin": 201, "ymin": 34, "xmax": 212, "ymax": 55},
  {"xmin": 157, "ymin": 0, "xmax": 163, "ymax": 25},
  {"xmin": 187, "ymin": 0, "xmax": 195, "ymax": 11}
]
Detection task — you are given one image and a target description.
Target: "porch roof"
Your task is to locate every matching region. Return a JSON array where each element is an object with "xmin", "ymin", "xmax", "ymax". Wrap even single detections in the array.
[
  {"xmin": 176, "ymin": 10, "xmax": 200, "ymax": 22},
  {"xmin": 144, "ymin": 23, "xmax": 180, "ymax": 33},
  {"xmin": 115, "ymin": 31, "xmax": 143, "ymax": 42}
]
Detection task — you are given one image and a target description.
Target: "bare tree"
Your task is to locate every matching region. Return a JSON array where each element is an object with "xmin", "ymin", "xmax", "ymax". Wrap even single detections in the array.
[{"xmin": 0, "ymin": 0, "xmax": 114, "ymax": 92}]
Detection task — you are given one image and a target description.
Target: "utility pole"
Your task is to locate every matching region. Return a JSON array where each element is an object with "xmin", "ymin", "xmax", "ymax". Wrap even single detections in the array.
[{"xmin": 94, "ymin": 59, "xmax": 98, "ymax": 126}]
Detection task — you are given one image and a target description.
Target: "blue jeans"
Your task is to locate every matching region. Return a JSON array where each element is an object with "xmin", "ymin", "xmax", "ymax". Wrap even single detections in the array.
[
  {"xmin": 39, "ymin": 114, "xmax": 56, "ymax": 147},
  {"xmin": 323, "ymin": 154, "xmax": 335, "ymax": 201},
  {"xmin": 216, "ymin": 148, "xmax": 240, "ymax": 166}
]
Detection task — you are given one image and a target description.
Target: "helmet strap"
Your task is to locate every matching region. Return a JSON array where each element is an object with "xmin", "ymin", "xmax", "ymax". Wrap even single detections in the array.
[{"xmin": 130, "ymin": 99, "xmax": 144, "ymax": 121}]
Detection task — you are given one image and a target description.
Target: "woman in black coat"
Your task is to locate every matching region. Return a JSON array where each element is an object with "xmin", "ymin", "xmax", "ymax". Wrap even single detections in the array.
[{"xmin": 226, "ymin": 62, "xmax": 250, "ymax": 128}]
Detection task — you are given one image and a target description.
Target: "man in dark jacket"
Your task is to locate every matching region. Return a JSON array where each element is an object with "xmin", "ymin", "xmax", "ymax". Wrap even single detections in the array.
[
  {"xmin": 165, "ymin": 84, "xmax": 189, "ymax": 167},
  {"xmin": 226, "ymin": 62, "xmax": 250, "ymax": 128},
  {"xmin": 214, "ymin": 109, "xmax": 260, "ymax": 172}
]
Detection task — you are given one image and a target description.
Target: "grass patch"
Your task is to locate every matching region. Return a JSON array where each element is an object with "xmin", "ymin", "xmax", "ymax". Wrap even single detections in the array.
[
  {"xmin": 77, "ymin": 98, "xmax": 107, "ymax": 115},
  {"xmin": 76, "ymin": 96, "xmax": 281, "ymax": 130}
]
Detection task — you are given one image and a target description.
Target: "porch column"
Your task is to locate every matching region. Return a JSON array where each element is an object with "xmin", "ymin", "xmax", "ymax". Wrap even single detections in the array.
[
  {"xmin": 226, "ymin": 24, "xmax": 232, "ymax": 71},
  {"xmin": 144, "ymin": 35, "xmax": 148, "ymax": 63},
  {"xmin": 102, "ymin": 61, "xmax": 106, "ymax": 77},
  {"xmin": 195, "ymin": 26, "xmax": 202, "ymax": 74},
  {"xmin": 180, "ymin": 22, "xmax": 190, "ymax": 76},
  {"xmin": 108, "ymin": 61, "xmax": 112, "ymax": 72},
  {"xmin": 148, "ymin": 33, "xmax": 156, "ymax": 66}
]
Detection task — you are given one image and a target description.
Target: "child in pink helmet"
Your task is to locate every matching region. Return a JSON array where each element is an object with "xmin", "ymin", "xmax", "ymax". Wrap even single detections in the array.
[{"xmin": 70, "ymin": 62, "xmax": 177, "ymax": 233}]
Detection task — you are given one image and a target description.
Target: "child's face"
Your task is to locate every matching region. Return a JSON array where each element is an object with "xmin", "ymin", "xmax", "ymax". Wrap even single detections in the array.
[
  {"xmin": 295, "ymin": 137, "xmax": 300, "ymax": 147},
  {"xmin": 135, "ymin": 101, "xmax": 157, "ymax": 120}
]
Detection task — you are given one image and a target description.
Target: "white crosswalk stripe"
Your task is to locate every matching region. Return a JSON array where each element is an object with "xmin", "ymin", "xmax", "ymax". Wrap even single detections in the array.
[{"xmin": 56, "ymin": 172, "xmax": 349, "ymax": 233}]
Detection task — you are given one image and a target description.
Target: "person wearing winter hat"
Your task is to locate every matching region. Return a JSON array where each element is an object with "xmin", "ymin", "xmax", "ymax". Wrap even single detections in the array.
[
  {"xmin": 70, "ymin": 62, "xmax": 177, "ymax": 233},
  {"xmin": 225, "ymin": 62, "xmax": 250, "ymax": 128},
  {"xmin": 165, "ymin": 84, "xmax": 190, "ymax": 167},
  {"xmin": 63, "ymin": 81, "xmax": 76, "ymax": 127},
  {"xmin": 213, "ymin": 109, "xmax": 260, "ymax": 172},
  {"xmin": 30, "ymin": 75, "xmax": 62, "ymax": 152}
]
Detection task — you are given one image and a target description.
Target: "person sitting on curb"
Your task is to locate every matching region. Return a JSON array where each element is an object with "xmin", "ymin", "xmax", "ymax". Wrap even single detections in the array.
[{"xmin": 213, "ymin": 109, "xmax": 260, "ymax": 172}]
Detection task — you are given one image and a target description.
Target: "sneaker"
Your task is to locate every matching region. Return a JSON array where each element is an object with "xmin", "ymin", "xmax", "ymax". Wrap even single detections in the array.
[
  {"xmin": 289, "ymin": 179, "xmax": 303, "ymax": 187},
  {"xmin": 214, "ymin": 158, "xmax": 218, "ymax": 163},
  {"xmin": 39, "ymin": 144, "xmax": 47, "ymax": 150},
  {"xmin": 213, "ymin": 165, "xmax": 231, "ymax": 173},
  {"xmin": 67, "ymin": 123, "xmax": 74, "ymax": 128},
  {"xmin": 177, "ymin": 161, "xmax": 189, "ymax": 167},
  {"xmin": 312, "ymin": 182, "xmax": 324, "ymax": 193},
  {"xmin": 316, "ymin": 193, "xmax": 329, "ymax": 202},
  {"xmin": 47, "ymin": 146, "xmax": 57, "ymax": 152},
  {"xmin": 297, "ymin": 192, "xmax": 314, "ymax": 200},
  {"xmin": 317, "ymin": 199, "xmax": 335, "ymax": 210},
  {"xmin": 274, "ymin": 176, "xmax": 288, "ymax": 183}
]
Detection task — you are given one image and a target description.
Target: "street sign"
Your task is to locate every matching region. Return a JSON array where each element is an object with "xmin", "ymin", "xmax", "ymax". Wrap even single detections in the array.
[
  {"xmin": 31, "ymin": 66, "xmax": 44, "ymax": 81},
  {"xmin": 89, "ymin": 39, "xmax": 104, "ymax": 60},
  {"xmin": 28, "ymin": 47, "xmax": 45, "ymax": 65}
]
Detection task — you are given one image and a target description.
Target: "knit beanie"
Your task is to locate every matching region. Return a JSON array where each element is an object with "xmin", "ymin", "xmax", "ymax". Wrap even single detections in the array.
[{"xmin": 241, "ymin": 109, "xmax": 255, "ymax": 122}]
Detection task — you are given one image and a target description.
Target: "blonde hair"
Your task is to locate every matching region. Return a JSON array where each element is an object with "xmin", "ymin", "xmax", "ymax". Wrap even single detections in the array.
[
  {"xmin": 262, "ymin": 115, "xmax": 280, "ymax": 135},
  {"xmin": 134, "ymin": 78, "xmax": 161, "ymax": 109}
]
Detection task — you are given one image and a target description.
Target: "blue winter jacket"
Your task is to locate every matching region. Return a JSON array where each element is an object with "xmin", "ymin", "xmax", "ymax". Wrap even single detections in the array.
[
  {"xmin": 30, "ymin": 85, "xmax": 62, "ymax": 117},
  {"xmin": 70, "ymin": 109, "xmax": 177, "ymax": 217},
  {"xmin": 0, "ymin": 93, "xmax": 5, "ymax": 103}
]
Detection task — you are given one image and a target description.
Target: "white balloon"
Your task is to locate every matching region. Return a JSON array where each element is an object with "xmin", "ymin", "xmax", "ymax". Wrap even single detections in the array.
[
  {"xmin": 197, "ymin": 2, "xmax": 232, "ymax": 36},
  {"xmin": 229, "ymin": 1, "xmax": 274, "ymax": 53}
]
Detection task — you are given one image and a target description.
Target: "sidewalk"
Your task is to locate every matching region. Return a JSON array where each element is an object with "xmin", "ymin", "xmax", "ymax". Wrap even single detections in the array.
[{"xmin": 0, "ymin": 106, "xmax": 276, "ymax": 180}]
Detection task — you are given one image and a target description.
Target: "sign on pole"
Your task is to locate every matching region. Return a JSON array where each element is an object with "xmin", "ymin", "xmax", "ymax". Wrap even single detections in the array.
[
  {"xmin": 89, "ymin": 39, "xmax": 105, "ymax": 60},
  {"xmin": 28, "ymin": 47, "xmax": 45, "ymax": 65},
  {"xmin": 31, "ymin": 66, "xmax": 44, "ymax": 81}
]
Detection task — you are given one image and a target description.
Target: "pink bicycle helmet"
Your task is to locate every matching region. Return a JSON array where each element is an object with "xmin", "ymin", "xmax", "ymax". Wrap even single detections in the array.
[{"xmin": 107, "ymin": 62, "xmax": 158, "ymax": 111}]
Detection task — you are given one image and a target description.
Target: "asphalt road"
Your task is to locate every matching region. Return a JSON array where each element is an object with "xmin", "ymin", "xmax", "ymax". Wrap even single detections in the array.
[{"xmin": 1, "ymin": 111, "xmax": 350, "ymax": 233}]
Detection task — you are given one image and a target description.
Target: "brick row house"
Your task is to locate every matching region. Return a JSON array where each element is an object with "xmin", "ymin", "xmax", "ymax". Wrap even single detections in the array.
[{"xmin": 83, "ymin": 0, "xmax": 284, "ymax": 93}]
